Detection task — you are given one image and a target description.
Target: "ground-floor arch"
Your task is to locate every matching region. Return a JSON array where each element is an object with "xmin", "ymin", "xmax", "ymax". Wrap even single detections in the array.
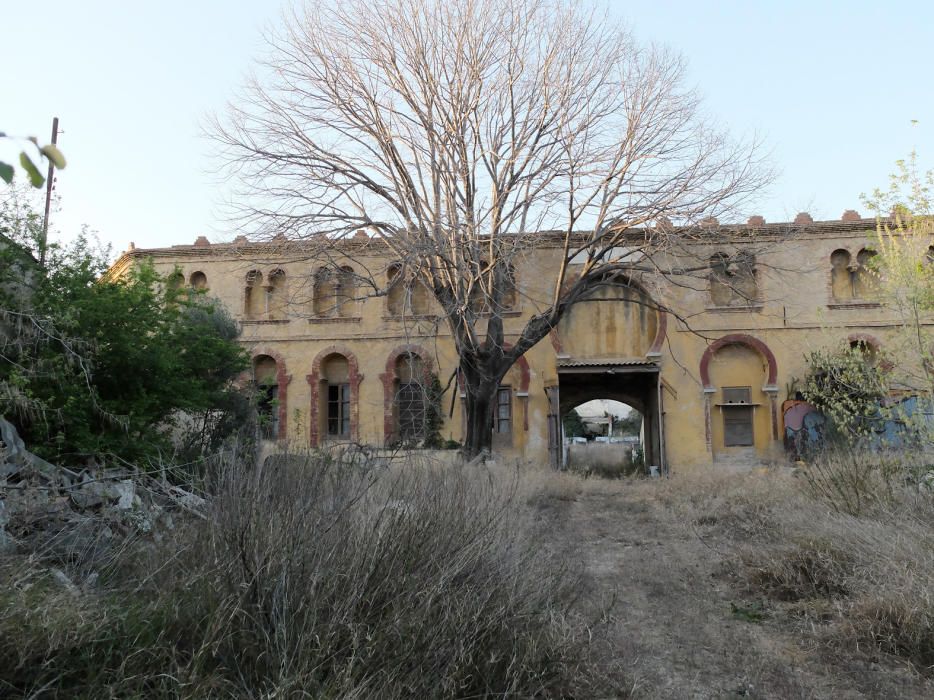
[{"xmin": 547, "ymin": 360, "xmax": 664, "ymax": 473}]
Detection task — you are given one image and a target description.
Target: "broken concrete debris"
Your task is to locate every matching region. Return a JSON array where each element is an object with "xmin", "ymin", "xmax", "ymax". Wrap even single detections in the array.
[{"xmin": 1, "ymin": 415, "xmax": 205, "ymax": 560}]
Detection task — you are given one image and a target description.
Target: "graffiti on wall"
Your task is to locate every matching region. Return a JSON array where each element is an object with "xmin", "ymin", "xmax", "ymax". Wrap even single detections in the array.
[{"xmin": 783, "ymin": 396, "xmax": 934, "ymax": 458}]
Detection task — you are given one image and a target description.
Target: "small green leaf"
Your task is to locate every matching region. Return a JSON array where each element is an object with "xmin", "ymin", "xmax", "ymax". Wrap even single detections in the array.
[
  {"xmin": 41, "ymin": 144, "xmax": 66, "ymax": 169},
  {"xmin": 0, "ymin": 161, "xmax": 13, "ymax": 184},
  {"xmin": 19, "ymin": 152, "xmax": 45, "ymax": 188}
]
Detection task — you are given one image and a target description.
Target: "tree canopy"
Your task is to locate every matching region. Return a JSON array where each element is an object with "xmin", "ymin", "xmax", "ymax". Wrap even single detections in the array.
[{"xmin": 213, "ymin": 0, "xmax": 770, "ymax": 456}]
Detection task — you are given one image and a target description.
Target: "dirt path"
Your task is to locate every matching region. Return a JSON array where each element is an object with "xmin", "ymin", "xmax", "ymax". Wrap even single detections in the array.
[{"xmin": 542, "ymin": 484, "xmax": 934, "ymax": 699}]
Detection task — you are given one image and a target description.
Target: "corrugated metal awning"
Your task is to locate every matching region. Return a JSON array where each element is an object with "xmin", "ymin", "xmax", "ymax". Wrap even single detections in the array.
[{"xmin": 556, "ymin": 357, "xmax": 656, "ymax": 367}]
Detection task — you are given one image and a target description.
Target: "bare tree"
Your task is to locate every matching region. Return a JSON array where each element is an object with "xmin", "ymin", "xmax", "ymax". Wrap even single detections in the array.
[{"xmin": 212, "ymin": 0, "xmax": 772, "ymax": 457}]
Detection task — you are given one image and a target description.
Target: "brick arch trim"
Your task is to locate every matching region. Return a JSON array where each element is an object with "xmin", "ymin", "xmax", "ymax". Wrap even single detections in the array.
[
  {"xmin": 380, "ymin": 344, "xmax": 435, "ymax": 443},
  {"xmin": 847, "ymin": 332, "xmax": 882, "ymax": 350},
  {"xmin": 250, "ymin": 347, "xmax": 292, "ymax": 440},
  {"xmin": 306, "ymin": 345, "xmax": 363, "ymax": 446},
  {"xmin": 699, "ymin": 333, "xmax": 778, "ymax": 389}
]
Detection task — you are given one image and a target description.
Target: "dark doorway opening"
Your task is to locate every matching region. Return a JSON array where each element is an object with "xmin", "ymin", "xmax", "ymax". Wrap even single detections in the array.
[{"xmin": 548, "ymin": 362, "xmax": 664, "ymax": 473}]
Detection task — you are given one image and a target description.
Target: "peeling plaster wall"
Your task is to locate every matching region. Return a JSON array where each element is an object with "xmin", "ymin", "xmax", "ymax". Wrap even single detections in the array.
[{"xmin": 112, "ymin": 217, "xmax": 930, "ymax": 472}]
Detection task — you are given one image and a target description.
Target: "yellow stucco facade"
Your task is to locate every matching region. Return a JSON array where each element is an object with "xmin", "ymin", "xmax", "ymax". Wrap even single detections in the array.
[{"xmin": 108, "ymin": 216, "xmax": 914, "ymax": 472}]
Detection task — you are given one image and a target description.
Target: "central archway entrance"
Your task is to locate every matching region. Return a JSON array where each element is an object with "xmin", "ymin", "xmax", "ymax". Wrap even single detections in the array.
[
  {"xmin": 549, "ymin": 360, "xmax": 663, "ymax": 472},
  {"xmin": 545, "ymin": 275, "xmax": 666, "ymax": 472}
]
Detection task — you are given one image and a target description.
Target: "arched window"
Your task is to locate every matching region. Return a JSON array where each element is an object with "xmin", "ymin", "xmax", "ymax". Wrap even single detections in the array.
[
  {"xmin": 253, "ymin": 355, "xmax": 280, "ymax": 439},
  {"xmin": 313, "ymin": 266, "xmax": 355, "ymax": 318},
  {"xmin": 189, "ymin": 271, "xmax": 208, "ymax": 290},
  {"xmin": 387, "ymin": 263, "xmax": 432, "ymax": 317},
  {"xmin": 268, "ymin": 269, "xmax": 287, "ymax": 319},
  {"xmin": 312, "ymin": 268, "xmax": 335, "ymax": 317},
  {"xmin": 830, "ymin": 249, "xmax": 853, "ymax": 300},
  {"xmin": 336, "ymin": 266, "xmax": 355, "ymax": 317},
  {"xmin": 394, "ymin": 353, "xmax": 430, "ymax": 444},
  {"xmin": 245, "ymin": 270, "xmax": 263, "ymax": 318},
  {"xmin": 410, "ymin": 273, "xmax": 430, "ymax": 315},
  {"xmin": 854, "ymin": 249, "xmax": 877, "ymax": 299},
  {"xmin": 466, "ymin": 260, "xmax": 517, "ymax": 314},
  {"xmin": 322, "ymin": 353, "xmax": 351, "ymax": 438},
  {"xmin": 709, "ymin": 252, "xmax": 757, "ymax": 306},
  {"xmin": 166, "ymin": 270, "xmax": 184, "ymax": 296},
  {"xmin": 732, "ymin": 252, "xmax": 757, "ymax": 303},
  {"xmin": 387, "ymin": 264, "xmax": 405, "ymax": 316},
  {"xmin": 708, "ymin": 252, "xmax": 733, "ymax": 306}
]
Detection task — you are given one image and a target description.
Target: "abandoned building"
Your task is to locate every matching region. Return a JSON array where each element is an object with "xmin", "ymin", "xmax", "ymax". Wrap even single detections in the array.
[{"xmin": 106, "ymin": 213, "xmax": 912, "ymax": 472}]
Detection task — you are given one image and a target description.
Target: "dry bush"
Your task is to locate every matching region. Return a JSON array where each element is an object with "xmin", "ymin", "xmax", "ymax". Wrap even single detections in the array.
[
  {"xmin": 656, "ymin": 468, "xmax": 795, "ymax": 542},
  {"xmin": 0, "ymin": 448, "xmax": 611, "ymax": 698},
  {"xmin": 652, "ymin": 461, "xmax": 934, "ymax": 674},
  {"xmin": 697, "ymin": 458, "xmax": 934, "ymax": 674},
  {"xmin": 802, "ymin": 447, "xmax": 903, "ymax": 516},
  {"xmin": 744, "ymin": 537, "xmax": 853, "ymax": 601}
]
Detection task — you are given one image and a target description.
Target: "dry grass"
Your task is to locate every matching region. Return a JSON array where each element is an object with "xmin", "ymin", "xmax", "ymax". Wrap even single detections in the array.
[
  {"xmin": 665, "ymin": 457, "xmax": 934, "ymax": 677},
  {"xmin": 0, "ymin": 448, "xmax": 616, "ymax": 698}
]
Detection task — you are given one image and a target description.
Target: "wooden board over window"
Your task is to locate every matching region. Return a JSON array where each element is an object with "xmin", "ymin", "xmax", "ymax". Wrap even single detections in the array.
[{"xmin": 722, "ymin": 386, "xmax": 753, "ymax": 446}]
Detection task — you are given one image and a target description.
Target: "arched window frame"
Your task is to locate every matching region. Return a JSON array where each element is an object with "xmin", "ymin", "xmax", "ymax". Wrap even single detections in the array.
[
  {"xmin": 708, "ymin": 251, "xmax": 757, "ymax": 307},
  {"xmin": 268, "ymin": 268, "xmax": 287, "ymax": 319},
  {"xmin": 250, "ymin": 349, "xmax": 291, "ymax": 441},
  {"xmin": 244, "ymin": 270, "xmax": 264, "ymax": 318},
  {"xmin": 307, "ymin": 346, "xmax": 362, "ymax": 445}
]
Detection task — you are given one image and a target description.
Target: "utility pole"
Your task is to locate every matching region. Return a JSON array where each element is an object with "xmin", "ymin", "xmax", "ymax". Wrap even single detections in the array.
[{"xmin": 39, "ymin": 116, "xmax": 60, "ymax": 268}]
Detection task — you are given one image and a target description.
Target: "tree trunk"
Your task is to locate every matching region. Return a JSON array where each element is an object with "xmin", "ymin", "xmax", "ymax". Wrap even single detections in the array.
[{"xmin": 462, "ymin": 382, "xmax": 495, "ymax": 458}]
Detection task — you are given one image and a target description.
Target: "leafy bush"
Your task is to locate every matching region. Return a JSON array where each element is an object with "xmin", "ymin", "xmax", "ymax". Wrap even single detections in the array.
[
  {"xmin": 801, "ymin": 345, "xmax": 890, "ymax": 441},
  {"xmin": 0, "ymin": 193, "xmax": 249, "ymax": 464}
]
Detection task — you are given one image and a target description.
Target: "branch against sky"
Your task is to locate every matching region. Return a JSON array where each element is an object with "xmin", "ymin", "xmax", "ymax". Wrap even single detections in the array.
[{"xmin": 211, "ymin": 0, "xmax": 773, "ymax": 455}]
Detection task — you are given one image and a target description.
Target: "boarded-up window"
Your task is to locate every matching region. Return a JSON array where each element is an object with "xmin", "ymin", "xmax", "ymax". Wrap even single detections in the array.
[
  {"xmin": 336, "ymin": 266, "xmax": 355, "ymax": 317},
  {"xmin": 313, "ymin": 268, "xmax": 336, "ymax": 317},
  {"xmin": 268, "ymin": 269, "xmax": 287, "ymax": 319},
  {"xmin": 722, "ymin": 386, "xmax": 753, "ymax": 446},
  {"xmin": 722, "ymin": 386, "xmax": 751, "ymax": 404},
  {"xmin": 387, "ymin": 264, "xmax": 405, "ymax": 316},
  {"xmin": 245, "ymin": 270, "xmax": 263, "ymax": 317},
  {"xmin": 710, "ymin": 252, "xmax": 757, "ymax": 306},
  {"xmin": 709, "ymin": 253, "xmax": 733, "ymax": 306}
]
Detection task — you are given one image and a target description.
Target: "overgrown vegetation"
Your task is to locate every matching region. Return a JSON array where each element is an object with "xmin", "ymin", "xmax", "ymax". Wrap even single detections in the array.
[
  {"xmin": 801, "ymin": 345, "xmax": 890, "ymax": 441},
  {"xmin": 675, "ymin": 464, "xmax": 934, "ymax": 680},
  {"xmin": 0, "ymin": 189, "xmax": 249, "ymax": 464},
  {"xmin": 0, "ymin": 449, "xmax": 610, "ymax": 698}
]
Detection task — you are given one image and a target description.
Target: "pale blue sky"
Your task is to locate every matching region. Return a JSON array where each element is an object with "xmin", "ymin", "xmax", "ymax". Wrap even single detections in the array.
[{"xmin": 3, "ymin": 1, "xmax": 931, "ymax": 257}]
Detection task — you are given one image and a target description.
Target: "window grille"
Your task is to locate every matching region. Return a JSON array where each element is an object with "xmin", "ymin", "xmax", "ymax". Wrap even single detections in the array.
[
  {"xmin": 328, "ymin": 383, "xmax": 351, "ymax": 437},
  {"xmin": 495, "ymin": 386, "xmax": 512, "ymax": 434}
]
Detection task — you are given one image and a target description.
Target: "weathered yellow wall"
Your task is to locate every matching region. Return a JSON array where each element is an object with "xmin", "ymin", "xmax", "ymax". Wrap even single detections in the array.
[
  {"xmin": 557, "ymin": 285, "xmax": 657, "ymax": 359},
  {"xmin": 111, "ymin": 217, "xmax": 928, "ymax": 473}
]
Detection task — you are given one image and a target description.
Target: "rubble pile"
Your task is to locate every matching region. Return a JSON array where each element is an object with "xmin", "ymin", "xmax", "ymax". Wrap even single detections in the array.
[{"xmin": 0, "ymin": 416, "xmax": 205, "ymax": 564}]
